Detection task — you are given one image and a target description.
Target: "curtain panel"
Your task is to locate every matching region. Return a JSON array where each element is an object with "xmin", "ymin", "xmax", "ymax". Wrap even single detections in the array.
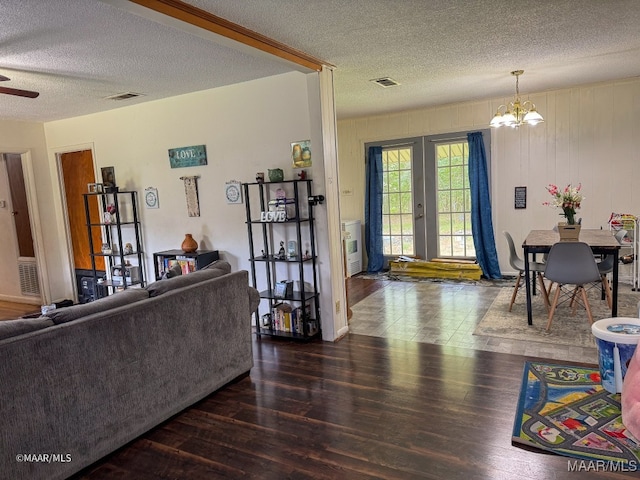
[
  {"xmin": 365, "ymin": 146, "xmax": 384, "ymax": 272},
  {"xmin": 467, "ymin": 132, "xmax": 501, "ymax": 279}
]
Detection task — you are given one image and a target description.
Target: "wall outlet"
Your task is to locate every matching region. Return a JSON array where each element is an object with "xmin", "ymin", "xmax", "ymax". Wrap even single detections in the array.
[{"xmin": 0, "ymin": 200, "xmax": 6, "ymax": 208}]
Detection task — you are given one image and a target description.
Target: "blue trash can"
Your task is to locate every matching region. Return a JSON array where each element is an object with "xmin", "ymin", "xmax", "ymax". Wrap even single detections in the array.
[{"xmin": 591, "ymin": 317, "xmax": 640, "ymax": 393}]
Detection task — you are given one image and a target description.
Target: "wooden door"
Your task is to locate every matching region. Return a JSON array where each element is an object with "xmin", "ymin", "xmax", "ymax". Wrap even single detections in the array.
[
  {"xmin": 60, "ymin": 150, "xmax": 104, "ymax": 271},
  {"xmin": 5, "ymin": 154, "xmax": 35, "ymax": 258}
]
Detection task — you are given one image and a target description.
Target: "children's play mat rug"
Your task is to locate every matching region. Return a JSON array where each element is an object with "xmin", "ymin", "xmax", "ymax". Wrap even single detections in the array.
[{"xmin": 512, "ymin": 362, "xmax": 640, "ymax": 467}]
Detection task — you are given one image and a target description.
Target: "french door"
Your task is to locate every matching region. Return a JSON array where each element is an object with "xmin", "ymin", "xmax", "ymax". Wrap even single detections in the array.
[{"xmin": 367, "ymin": 131, "xmax": 487, "ymax": 264}]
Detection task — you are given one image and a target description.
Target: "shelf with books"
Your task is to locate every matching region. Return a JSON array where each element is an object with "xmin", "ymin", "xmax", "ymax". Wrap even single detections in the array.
[
  {"xmin": 243, "ymin": 179, "xmax": 321, "ymax": 341},
  {"xmin": 152, "ymin": 249, "xmax": 219, "ymax": 280}
]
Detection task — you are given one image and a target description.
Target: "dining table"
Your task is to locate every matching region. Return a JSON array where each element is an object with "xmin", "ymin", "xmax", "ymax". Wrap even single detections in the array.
[{"xmin": 521, "ymin": 229, "xmax": 621, "ymax": 326}]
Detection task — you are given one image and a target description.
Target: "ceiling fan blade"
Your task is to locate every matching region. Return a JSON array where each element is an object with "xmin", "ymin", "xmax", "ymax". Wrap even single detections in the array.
[
  {"xmin": 0, "ymin": 75, "xmax": 9, "ymax": 82},
  {"xmin": 0, "ymin": 86, "xmax": 39, "ymax": 98}
]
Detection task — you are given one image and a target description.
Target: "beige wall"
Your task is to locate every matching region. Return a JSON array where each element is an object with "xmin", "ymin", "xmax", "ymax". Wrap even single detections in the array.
[
  {"xmin": 0, "ymin": 71, "xmax": 347, "ymax": 339},
  {"xmin": 0, "ymin": 120, "xmax": 60, "ymax": 304},
  {"xmin": 337, "ymin": 77, "xmax": 640, "ymax": 276},
  {"xmin": 43, "ymin": 71, "xmax": 345, "ymax": 337}
]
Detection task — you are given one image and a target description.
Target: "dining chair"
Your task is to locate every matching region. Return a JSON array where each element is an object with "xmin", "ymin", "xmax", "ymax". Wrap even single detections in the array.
[
  {"xmin": 595, "ymin": 229, "xmax": 627, "ymax": 309},
  {"xmin": 503, "ymin": 231, "xmax": 549, "ymax": 312},
  {"xmin": 544, "ymin": 241, "xmax": 602, "ymax": 332}
]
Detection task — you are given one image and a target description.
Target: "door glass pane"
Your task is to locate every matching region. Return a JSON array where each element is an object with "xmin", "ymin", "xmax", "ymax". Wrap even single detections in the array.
[
  {"xmin": 381, "ymin": 147, "xmax": 414, "ymax": 256},
  {"xmin": 435, "ymin": 141, "xmax": 475, "ymax": 258}
]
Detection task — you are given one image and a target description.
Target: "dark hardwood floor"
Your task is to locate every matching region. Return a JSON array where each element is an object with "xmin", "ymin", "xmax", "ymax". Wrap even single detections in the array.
[
  {"xmin": 0, "ymin": 300, "xmax": 40, "ymax": 320},
  {"xmin": 73, "ymin": 289, "xmax": 635, "ymax": 480},
  {"xmin": 7, "ymin": 278, "xmax": 637, "ymax": 478}
]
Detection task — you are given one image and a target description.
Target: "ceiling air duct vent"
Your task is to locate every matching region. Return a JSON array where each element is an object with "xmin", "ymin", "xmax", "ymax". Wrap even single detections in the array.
[
  {"xmin": 370, "ymin": 77, "xmax": 400, "ymax": 88},
  {"xmin": 104, "ymin": 92, "xmax": 145, "ymax": 101}
]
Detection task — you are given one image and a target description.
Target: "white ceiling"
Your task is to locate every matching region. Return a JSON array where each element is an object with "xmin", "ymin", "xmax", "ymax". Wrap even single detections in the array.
[{"xmin": 2, "ymin": 0, "xmax": 640, "ymax": 123}]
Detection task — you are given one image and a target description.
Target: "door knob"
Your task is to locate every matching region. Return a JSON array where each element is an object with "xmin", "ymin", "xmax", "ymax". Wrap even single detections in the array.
[{"xmin": 11, "ymin": 211, "xmax": 18, "ymax": 216}]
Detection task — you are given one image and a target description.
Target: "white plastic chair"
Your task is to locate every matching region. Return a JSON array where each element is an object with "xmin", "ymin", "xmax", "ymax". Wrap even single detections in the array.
[
  {"xmin": 544, "ymin": 241, "xmax": 602, "ymax": 332},
  {"xmin": 503, "ymin": 231, "xmax": 549, "ymax": 312}
]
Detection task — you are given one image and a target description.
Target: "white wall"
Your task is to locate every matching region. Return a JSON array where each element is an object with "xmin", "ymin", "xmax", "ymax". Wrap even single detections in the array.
[
  {"xmin": 43, "ymin": 71, "xmax": 342, "ymax": 336},
  {"xmin": 337, "ymin": 77, "xmax": 640, "ymax": 275}
]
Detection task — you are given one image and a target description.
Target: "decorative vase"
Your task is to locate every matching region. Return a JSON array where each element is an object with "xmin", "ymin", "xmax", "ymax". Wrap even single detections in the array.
[
  {"xmin": 557, "ymin": 223, "xmax": 581, "ymax": 242},
  {"xmin": 181, "ymin": 234, "xmax": 198, "ymax": 253}
]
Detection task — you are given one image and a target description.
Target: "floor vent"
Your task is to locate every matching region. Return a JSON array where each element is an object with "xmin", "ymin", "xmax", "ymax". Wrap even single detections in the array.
[
  {"xmin": 18, "ymin": 260, "xmax": 40, "ymax": 296},
  {"xmin": 370, "ymin": 77, "xmax": 400, "ymax": 88}
]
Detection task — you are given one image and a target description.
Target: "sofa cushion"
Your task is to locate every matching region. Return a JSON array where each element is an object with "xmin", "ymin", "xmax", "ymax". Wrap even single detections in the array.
[
  {"xmin": 146, "ymin": 264, "xmax": 230, "ymax": 297},
  {"xmin": 200, "ymin": 259, "xmax": 230, "ymax": 272},
  {"xmin": 46, "ymin": 288, "xmax": 150, "ymax": 325},
  {"xmin": 0, "ymin": 317, "xmax": 54, "ymax": 340}
]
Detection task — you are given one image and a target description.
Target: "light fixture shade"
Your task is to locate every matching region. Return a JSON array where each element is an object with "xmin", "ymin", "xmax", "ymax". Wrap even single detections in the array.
[
  {"xmin": 490, "ymin": 113, "xmax": 503, "ymax": 127},
  {"xmin": 523, "ymin": 109, "xmax": 544, "ymax": 125},
  {"xmin": 502, "ymin": 111, "xmax": 517, "ymax": 126}
]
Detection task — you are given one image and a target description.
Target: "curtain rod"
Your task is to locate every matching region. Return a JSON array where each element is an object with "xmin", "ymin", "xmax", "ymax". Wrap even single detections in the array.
[
  {"xmin": 429, "ymin": 136, "xmax": 467, "ymax": 143},
  {"xmin": 380, "ymin": 141, "xmax": 417, "ymax": 148}
]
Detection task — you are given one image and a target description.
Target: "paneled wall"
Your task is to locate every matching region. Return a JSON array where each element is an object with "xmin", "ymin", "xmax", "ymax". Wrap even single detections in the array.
[{"xmin": 337, "ymin": 77, "xmax": 640, "ymax": 274}]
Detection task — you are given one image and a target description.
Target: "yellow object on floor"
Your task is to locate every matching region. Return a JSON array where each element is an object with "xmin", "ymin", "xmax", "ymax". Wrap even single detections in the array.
[{"xmin": 389, "ymin": 258, "xmax": 483, "ymax": 280}]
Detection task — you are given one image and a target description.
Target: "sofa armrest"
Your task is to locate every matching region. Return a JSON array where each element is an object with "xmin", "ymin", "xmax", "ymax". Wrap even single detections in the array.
[{"xmin": 248, "ymin": 286, "xmax": 260, "ymax": 313}]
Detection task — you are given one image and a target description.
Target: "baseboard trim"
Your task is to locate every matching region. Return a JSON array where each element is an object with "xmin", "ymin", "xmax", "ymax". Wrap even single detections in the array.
[{"xmin": 335, "ymin": 325, "xmax": 349, "ymax": 341}]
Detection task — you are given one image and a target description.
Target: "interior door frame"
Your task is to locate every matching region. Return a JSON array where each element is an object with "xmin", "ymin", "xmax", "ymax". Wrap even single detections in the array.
[
  {"xmin": 1, "ymin": 149, "xmax": 49, "ymax": 303},
  {"xmin": 54, "ymin": 143, "xmax": 98, "ymax": 304}
]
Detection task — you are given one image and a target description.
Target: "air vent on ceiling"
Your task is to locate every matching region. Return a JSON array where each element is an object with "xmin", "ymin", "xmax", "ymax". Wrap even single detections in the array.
[
  {"xmin": 104, "ymin": 92, "xmax": 145, "ymax": 101},
  {"xmin": 370, "ymin": 77, "xmax": 400, "ymax": 88}
]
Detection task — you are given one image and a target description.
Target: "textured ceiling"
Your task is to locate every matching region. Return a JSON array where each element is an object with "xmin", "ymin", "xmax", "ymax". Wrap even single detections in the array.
[{"xmin": 1, "ymin": 0, "xmax": 640, "ymax": 122}]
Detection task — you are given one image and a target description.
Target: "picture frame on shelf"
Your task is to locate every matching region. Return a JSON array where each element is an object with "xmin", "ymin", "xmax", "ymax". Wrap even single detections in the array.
[{"xmin": 101, "ymin": 166, "xmax": 117, "ymax": 192}]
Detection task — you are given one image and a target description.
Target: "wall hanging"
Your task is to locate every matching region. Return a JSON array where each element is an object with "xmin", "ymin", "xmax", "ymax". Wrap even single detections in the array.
[
  {"xmin": 180, "ymin": 175, "xmax": 200, "ymax": 217},
  {"xmin": 168, "ymin": 145, "xmax": 208, "ymax": 168},
  {"xmin": 144, "ymin": 187, "xmax": 159, "ymax": 209}
]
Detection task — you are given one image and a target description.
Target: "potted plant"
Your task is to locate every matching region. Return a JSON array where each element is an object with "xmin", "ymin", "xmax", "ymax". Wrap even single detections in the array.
[{"xmin": 544, "ymin": 183, "xmax": 584, "ymax": 240}]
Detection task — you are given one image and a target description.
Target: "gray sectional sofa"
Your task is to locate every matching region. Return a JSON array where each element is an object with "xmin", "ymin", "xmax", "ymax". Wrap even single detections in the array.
[{"xmin": 0, "ymin": 263, "xmax": 259, "ymax": 480}]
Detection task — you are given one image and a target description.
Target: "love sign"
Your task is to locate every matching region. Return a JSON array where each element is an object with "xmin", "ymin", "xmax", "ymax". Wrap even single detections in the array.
[{"xmin": 260, "ymin": 211, "xmax": 286, "ymax": 222}]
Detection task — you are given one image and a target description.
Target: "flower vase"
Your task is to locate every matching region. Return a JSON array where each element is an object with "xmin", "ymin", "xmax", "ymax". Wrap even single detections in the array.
[
  {"xmin": 181, "ymin": 234, "xmax": 198, "ymax": 253},
  {"xmin": 557, "ymin": 223, "xmax": 581, "ymax": 242}
]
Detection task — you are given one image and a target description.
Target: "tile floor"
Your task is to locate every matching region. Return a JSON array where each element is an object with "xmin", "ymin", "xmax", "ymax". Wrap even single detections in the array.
[{"xmin": 348, "ymin": 278, "xmax": 601, "ymax": 364}]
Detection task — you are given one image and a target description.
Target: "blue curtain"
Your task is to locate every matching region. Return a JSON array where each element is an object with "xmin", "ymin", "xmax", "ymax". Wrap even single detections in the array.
[
  {"xmin": 467, "ymin": 132, "xmax": 501, "ymax": 279},
  {"xmin": 365, "ymin": 146, "xmax": 384, "ymax": 272}
]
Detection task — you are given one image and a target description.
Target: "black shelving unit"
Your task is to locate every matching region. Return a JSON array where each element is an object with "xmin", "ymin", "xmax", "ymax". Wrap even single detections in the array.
[
  {"xmin": 152, "ymin": 249, "xmax": 219, "ymax": 280},
  {"xmin": 83, "ymin": 190, "xmax": 145, "ymax": 298},
  {"xmin": 243, "ymin": 179, "xmax": 320, "ymax": 340}
]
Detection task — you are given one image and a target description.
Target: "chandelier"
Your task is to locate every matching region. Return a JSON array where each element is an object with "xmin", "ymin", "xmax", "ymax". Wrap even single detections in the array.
[{"xmin": 490, "ymin": 70, "xmax": 544, "ymax": 128}]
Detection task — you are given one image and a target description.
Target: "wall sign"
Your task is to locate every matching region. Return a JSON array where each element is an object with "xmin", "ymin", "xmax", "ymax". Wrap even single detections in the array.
[
  {"xmin": 514, "ymin": 186, "xmax": 527, "ymax": 209},
  {"xmin": 144, "ymin": 187, "xmax": 159, "ymax": 209},
  {"xmin": 168, "ymin": 145, "xmax": 207, "ymax": 168},
  {"xmin": 225, "ymin": 181, "xmax": 242, "ymax": 204}
]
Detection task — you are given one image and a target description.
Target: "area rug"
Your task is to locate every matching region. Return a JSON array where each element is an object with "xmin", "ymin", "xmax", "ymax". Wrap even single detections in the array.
[
  {"xmin": 512, "ymin": 361, "xmax": 640, "ymax": 469},
  {"xmin": 473, "ymin": 287, "xmax": 639, "ymax": 348}
]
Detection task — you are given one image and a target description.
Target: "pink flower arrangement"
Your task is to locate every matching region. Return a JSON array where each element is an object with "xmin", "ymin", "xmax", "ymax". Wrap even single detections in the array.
[{"xmin": 544, "ymin": 183, "xmax": 583, "ymax": 225}]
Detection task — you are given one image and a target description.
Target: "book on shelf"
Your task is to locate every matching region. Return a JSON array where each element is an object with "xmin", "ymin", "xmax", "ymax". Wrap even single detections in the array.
[
  {"xmin": 272, "ymin": 302, "xmax": 311, "ymax": 334},
  {"xmin": 164, "ymin": 257, "xmax": 196, "ymax": 275}
]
